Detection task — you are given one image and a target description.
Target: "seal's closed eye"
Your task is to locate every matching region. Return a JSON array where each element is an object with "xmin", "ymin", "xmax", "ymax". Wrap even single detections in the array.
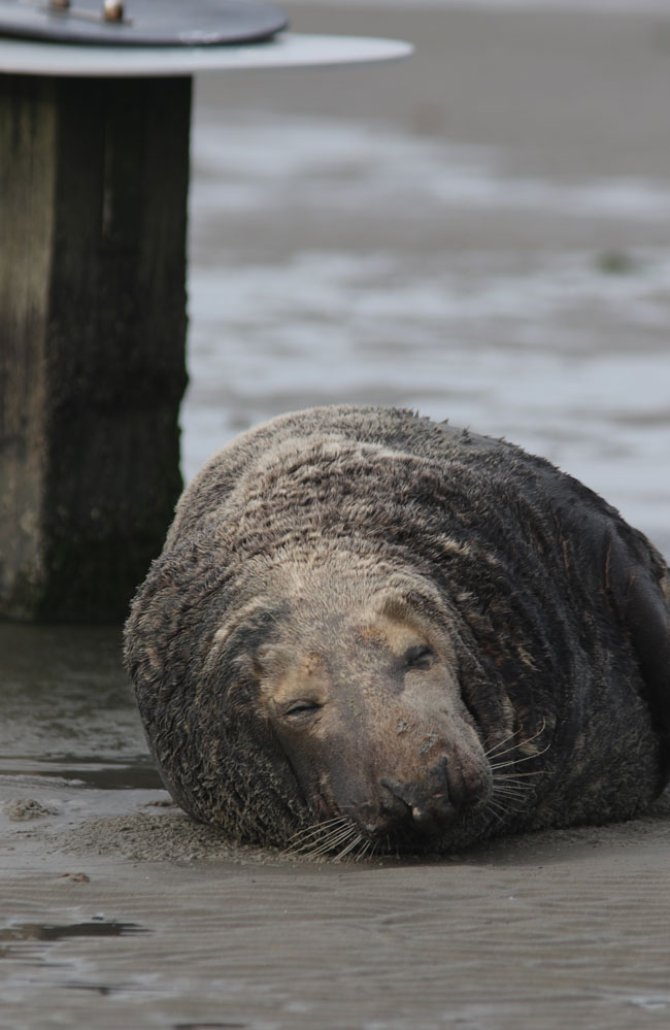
[
  {"xmin": 404, "ymin": 644, "xmax": 435, "ymax": 669},
  {"xmin": 284, "ymin": 699, "xmax": 322, "ymax": 719}
]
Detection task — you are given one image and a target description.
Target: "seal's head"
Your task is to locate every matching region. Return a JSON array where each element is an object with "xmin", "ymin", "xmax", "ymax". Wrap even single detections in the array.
[{"xmin": 197, "ymin": 556, "xmax": 499, "ymax": 856}]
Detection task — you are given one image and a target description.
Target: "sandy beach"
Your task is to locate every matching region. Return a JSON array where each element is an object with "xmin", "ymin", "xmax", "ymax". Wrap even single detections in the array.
[{"xmin": 3, "ymin": 3, "xmax": 670, "ymax": 1027}]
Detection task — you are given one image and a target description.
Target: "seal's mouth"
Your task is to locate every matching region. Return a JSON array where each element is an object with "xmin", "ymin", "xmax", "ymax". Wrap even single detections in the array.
[
  {"xmin": 284, "ymin": 764, "xmax": 492, "ymax": 859},
  {"xmin": 284, "ymin": 808, "xmax": 481, "ymax": 860}
]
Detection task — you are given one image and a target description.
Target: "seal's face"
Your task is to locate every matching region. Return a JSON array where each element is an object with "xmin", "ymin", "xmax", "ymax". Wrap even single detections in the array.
[{"xmin": 227, "ymin": 564, "xmax": 494, "ymax": 855}]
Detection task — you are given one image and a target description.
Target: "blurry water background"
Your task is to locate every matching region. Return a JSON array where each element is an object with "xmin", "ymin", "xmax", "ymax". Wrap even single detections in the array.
[{"xmin": 187, "ymin": 0, "xmax": 670, "ymax": 559}]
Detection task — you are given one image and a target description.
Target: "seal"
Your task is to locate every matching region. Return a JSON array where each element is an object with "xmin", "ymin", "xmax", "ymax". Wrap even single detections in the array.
[{"xmin": 124, "ymin": 406, "xmax": 670, "ymax": 857}]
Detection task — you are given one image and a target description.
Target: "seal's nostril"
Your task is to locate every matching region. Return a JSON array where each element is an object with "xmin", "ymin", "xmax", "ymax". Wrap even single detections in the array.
[{"xmin": 411, "ymin": 805, "xmax": 433, "ymax": 826}]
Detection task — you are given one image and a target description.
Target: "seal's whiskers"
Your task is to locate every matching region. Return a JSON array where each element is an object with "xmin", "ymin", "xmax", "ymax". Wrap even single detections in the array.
[
  {"xmin": 485, "ymin": 720, "xmax": 548, "ymax": 764},
  {"xmin": 285, "ymin": 815, "xmax": 368, "ymax": 860},
  {"xmin": 294, "ymin": 825, "xmax": 353, "ymax": 856},
  {"xmin": 491, "ymin": 783, "xmax": 529, "ymax": 806},
  {"xmin": 484, "ymin": 729, "xmax": 520, "ymax": 760},
  {"xmin": 487, "ymin": 767, "xmax": 535, "ymax": 816},
  {"xmin": 311, "ymin": 825, "xmax": 359, "ymax": 858},
  {"xmin": 284, "ymin": 816, "xmax": 352, "ymax": 857},
  {"xmin": 489, "ymin": 743, "xmax": 551, "ymax": 773},
  {"xmin": 286, "ymin": 816, "xmax": 348, "ymax": 848},
  {"xmin": 355, "ymin": 837, "xmax": 378, "ymax": 862},
  {"xmin": 488, "ymin": 731, "xmax": 551, "ymax": 777},
  {"xmin": 486, "ymin": 796, "xmax": 514, "ymax": 824},
  {"xmin": 491, "ymin": 781, "xmax": 528, "ymax": 799},
  {"xmin": 332, "ymin": 831, "xmax": 365, "ymax": 862}
]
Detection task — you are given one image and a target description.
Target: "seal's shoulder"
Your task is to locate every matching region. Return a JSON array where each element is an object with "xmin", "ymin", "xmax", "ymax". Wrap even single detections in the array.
[{"xmin": 165, "ymin": 405, "xmax": 509, "ymax": 546}]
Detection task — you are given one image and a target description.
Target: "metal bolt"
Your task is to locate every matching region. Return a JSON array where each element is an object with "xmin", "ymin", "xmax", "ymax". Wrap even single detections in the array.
[{"xmin": 102, "ymin": 0, "xmax": 125, "ymax": 21}]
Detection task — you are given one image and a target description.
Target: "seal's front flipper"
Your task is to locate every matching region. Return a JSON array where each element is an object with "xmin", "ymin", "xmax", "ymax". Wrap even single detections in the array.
[{"xmin": 607, "ymin": 531, "xmax": 670, "ymax": 785}]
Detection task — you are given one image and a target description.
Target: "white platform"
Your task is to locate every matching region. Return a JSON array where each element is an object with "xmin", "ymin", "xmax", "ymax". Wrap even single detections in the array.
[{"xmin": 0, "ymin": 32, "xmax": 412, "ymax": 76}]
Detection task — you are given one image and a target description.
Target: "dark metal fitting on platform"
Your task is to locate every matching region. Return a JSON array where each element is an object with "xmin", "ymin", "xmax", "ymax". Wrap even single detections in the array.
[{"xmin": 103, "ymin": 0, "xmax": 125, "ymax": 22}]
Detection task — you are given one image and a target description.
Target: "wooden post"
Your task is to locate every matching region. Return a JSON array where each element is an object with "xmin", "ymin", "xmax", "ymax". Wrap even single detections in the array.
[{"xmin": 0, "ymin": 74, "xmax": 191, "ymax": 621}]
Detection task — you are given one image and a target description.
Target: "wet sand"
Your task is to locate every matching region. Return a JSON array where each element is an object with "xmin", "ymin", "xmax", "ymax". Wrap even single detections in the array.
[
  {"xmin": 3, "ymin": 736, "xmax": 670, "ymax": 1028},
  {"xmin": 3, "ymin": 3, "xmax": 670, "ymax": 1028}
]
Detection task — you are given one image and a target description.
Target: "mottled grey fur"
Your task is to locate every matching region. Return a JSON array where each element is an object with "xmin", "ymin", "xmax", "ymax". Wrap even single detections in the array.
[{"xmin": 125, "ymin": 406, "xmax": 670, "ymax": 855}]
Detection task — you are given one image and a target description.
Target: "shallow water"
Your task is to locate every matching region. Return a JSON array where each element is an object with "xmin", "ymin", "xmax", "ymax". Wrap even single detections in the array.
[
  {"xmin": 185, "ymin": 4, "xmax": 670, "ymax": 553},
  {"xmin": 2, "ymin": 3, "xmax": 670, "ymax": 1028}
]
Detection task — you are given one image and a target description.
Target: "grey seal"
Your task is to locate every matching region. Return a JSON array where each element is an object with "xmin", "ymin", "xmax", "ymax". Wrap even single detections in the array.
[{"xmin": 124, "ymin": 406, "xmax": 670, "ymax": 857}]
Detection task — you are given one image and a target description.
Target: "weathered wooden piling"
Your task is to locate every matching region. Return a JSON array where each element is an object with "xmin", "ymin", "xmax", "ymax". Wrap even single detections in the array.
[
  {"xmin": 0, "ymin": 12, "xmax": 410, "ymax": 623},
  {"xmin": 0, "ymin": 74, "xmax": 191, "ymax": 621}
]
